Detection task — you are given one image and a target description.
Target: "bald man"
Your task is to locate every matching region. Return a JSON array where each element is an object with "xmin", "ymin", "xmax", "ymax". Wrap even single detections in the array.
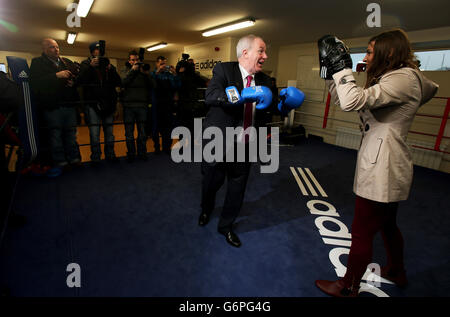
[{"xmin": 30, "ymin": 38, "xmax": 81, "ymax": 170}]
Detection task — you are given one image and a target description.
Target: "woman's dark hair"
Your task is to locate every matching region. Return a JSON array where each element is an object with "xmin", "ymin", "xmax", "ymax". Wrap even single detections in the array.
[{"xmin": 366, "ymin": 29, "xmax": 419, "ymax": 88}]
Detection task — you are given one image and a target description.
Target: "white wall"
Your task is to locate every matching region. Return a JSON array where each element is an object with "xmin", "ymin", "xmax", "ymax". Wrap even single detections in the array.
[{"xmin": 184, "ymin": 37, "xmax": 235, "ymax": 78}]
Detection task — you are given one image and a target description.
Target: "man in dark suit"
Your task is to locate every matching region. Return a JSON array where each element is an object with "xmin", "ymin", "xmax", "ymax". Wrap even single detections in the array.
[{"xmin": 198, "ymin": 35, "xmax": 273, "ymax": 247}]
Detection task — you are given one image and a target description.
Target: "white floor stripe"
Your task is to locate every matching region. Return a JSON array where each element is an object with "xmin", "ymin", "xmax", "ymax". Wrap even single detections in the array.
[
  {"xmin": 23, "ymin": 82, "xmax": 37, "ymax": 158},
  {"xmin": 297, "ymin": 167, "xmax": 318, "ymax": 197},
  {"xmin": 290, "ymin": 167, "xmax": 308, "ymax": 196},
  {"xmin": 305, "ymin": 168, "xmax": 328, "ymax": 197},
  {"xmin": 322, "ymin": 237, "xmax": 351, "ymax": 247}
]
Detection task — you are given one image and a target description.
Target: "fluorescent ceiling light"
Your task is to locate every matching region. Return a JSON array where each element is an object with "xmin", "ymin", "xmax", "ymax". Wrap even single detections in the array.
[
  {"xmin": 67, "ymin": 32, "xmax": 77, "ymax": 45},
  {"xmin": 77, "ymin": 0, "xmax": 94, "ymax": 18},
  {"xmin": 147, "ymin": 42, "xmax": 167, "ymax": 52},
  {"xmin": 202, "ymin": 18, "xmax": 255, "ymax": 37}
]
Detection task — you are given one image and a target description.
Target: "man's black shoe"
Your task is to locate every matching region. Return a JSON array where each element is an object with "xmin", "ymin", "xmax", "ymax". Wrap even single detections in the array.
[
  {"xmin": 220, "ymin": 231, "xmax": 241, "ymax": 248},
  {"xmin": 198, "ymin": 213, "xmax": 210, "ymax": 226}
]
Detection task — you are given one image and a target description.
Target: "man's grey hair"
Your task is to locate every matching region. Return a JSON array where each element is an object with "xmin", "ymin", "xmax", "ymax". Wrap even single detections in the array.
[{"xmin": 236, "ymin": 34, "xmax": 261, "ymax": 58}]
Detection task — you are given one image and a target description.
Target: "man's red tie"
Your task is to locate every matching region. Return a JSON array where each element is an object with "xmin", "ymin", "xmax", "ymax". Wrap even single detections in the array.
[{"xmin": 243, "ymin": 75, "xmax": 253, "ymax": 142}]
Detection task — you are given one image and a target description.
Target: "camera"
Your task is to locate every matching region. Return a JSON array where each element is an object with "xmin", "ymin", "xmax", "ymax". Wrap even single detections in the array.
[
  {"xmin": 133, "ymin": 47, "xmax": 146, "ymax": 66},
  {"xmin": 136, "ymin": 48, "xmax": 151, "ymax": 72},
  {"xmin": 98, "ymin": 40, "xmax": 106, "ymax": 57},
  {"xmin": 93, "ymin": 40, "xmax": 110, "ymax": 70},
  {"xmin": 138, "ymin": 47, "xmax": 145, "ymax": 64},
  {"xmin": 67, "ymin": 61, "xmax": 80, "ymax": 80}
]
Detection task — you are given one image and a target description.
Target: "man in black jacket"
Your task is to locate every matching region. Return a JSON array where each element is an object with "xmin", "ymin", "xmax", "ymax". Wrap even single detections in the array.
[
  {"xmin": 198, "ymin": 35, "xmax": 273, "ymax": 247},
  {"xmin": 30, "ymin": 38, "xmax": 81, "ymax": 169},
  {"xmin": 0, "ymin": 70, "xmax": 26, "ymax": 296},
  {"xmin": 0, "ymin": 71, "xmax": 23, "ymax": 231},
  {"xmin": 78, "ymin": 42, "xmax": 122, "ymax": 164},
  {"xmin": 0, "ymin": 71, "xmax": 21, "ymax": 113},
  {"xmin": 151, "ymin": 56, "xmax": 180, "ymax": 154},
  {"xmin": 121, "ymin": 50, "xmax": 152, "ymax": 162},
  {"xmin": 175, "ymin": 58, "xmax": 207, "ymax": 133}
]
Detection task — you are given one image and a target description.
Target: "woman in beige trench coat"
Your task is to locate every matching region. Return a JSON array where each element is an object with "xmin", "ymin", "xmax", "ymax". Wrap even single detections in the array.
[{"xmin": 315, "ymin": 29, "xmax": 439, "ymax": 297}]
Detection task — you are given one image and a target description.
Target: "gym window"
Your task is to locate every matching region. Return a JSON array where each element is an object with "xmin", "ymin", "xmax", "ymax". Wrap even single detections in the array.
[{"xmin": 350, "ymin": 49, "xmax": 450, "ymax": 72}]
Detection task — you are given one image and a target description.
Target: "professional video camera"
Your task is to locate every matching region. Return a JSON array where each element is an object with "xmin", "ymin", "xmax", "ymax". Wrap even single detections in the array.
[
  {"xmin": 136, "ymin": 48, "xmax": 151, "ymax": 71},
  {"xmin": 96, "ymin": 40, "xmax": 110, "ymax": 69},
  {"xmin": 137, "ymin": 47, "xmax": 145, "ymax": 65},
  {"xmin": 59, "ymin": 59, "xmax": 80, "ymax": 87},
  {"xmin": 66, "ymin": 61, "xmax": 80, "ymax": 78}
]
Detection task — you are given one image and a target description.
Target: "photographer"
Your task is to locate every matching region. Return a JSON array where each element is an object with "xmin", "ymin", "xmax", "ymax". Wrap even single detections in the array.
[
  {"xmin": 121, "ymin": 50, "xmax": 153, "ymax": 162},
  {"xmin": 151, "ymin": 56, "xmax": 180, "ymax": 154},
  {"xmin": 176, "ymin": 54, "xmax": 207, "ymax": 133},
  {"xmin": 30, "ymin": 38, "xmax": 81, "ymax": 172},
  {"xmin": 78, "ymin": 41, "xmax": 122, "ymax": 164}
]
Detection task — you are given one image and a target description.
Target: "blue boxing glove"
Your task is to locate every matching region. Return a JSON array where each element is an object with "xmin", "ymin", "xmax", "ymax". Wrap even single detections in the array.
[
  {"xmin": 241, "ymin": 86, "xmax": 273, "ymax": 110},
  {"xmin": 278, "ymin": 87, "xmax": 305, "ymax": 115}
]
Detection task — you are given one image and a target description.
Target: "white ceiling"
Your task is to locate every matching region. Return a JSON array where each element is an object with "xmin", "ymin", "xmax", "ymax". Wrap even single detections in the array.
[{"xmin": 1, "ymin": 0, "xmax": 449, "ymax": 59}]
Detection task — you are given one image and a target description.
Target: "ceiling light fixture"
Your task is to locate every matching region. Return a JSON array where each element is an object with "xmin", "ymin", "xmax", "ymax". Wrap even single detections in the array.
[
  {"xmin": 77, "ymin": 0, "xmax": 94, "ymax": 18},
  {"xmin": 147, "ymin": 42, "xmax": 168, "ymax": 52},
  {"xmin": 202, "ymin": 18, "xmax": 256, "ymax": 37},
  {"xmin": 67, "ymin": 32, "xmax": 77, "ymax": 44}
]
